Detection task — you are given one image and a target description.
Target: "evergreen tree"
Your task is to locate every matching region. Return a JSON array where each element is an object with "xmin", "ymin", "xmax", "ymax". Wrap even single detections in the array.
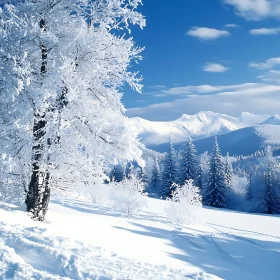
[
  {"xmin": 125, "ymin": 162, "xmax": 133, "ymax": 179},
  {"xmin": 151, "ymin": 157, "xmax": 162, "ymax": 192},
  {"xmin": 180, "ymin": 136, "xmax": 198, "ymax": 184},
  {"xmin": 110, "ymin": 165, "xmax": 124, "ymax": 182},
  {"xmin": 137, "ymin": 166, "xmax": 145, "ymax": 180},
  {"xmin": 161, "ymin": 136, "xmax": 178, "ymax": 199},
  {"xmin": 196, "ymin": 164, "xmax": 203, "ymax": 190},
  {"xmin": 246, "ymin": 172, "xmax": 253, "ymax": 201},
  {"xmin": 263, "ymin": 161, "xmax": 280, "ymax": 214},
  {"xmin": 204, "ymin": 137, "xmax": 227, "ymax": 208},
  {"xmin": 225, "ymin": 152, "xmax": 233, "ymax": 189}
]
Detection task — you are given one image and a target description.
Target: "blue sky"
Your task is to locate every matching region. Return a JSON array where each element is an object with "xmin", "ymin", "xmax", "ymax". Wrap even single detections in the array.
[{"xmin": 124, "ymin": 0, "xmax": 280, "ymax": 121}]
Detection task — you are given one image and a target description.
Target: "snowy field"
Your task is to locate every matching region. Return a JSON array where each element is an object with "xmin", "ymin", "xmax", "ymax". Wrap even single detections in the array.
[{"xmin": 1, "ymin": 195, "xmax": 280, "ymax": 280}]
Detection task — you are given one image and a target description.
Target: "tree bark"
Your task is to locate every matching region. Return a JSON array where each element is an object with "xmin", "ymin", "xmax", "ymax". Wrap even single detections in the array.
[
  {"xmin": 25, "ymin": 18, "xmax": 51, "ymax": 221},
  {"xmin": 25, "ymin": 111, "xmax": 50, "ymax": 221}
]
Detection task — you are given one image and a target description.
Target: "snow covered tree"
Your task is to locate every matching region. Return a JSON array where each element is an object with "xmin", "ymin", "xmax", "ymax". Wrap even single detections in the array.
[
  {"xmin": 246, "ymin": 172, "xmax": 253, "ymax": 201},
  {"xmin": 180, "ymin": 136, "xmax": 198, "ymax": 184},
  {"xmin": 262, "ymin": 149, "xmax": 280, "ymax": 214},
  {"xmin": 110, "ymin": 174, "xmax": 147, "ymax": 216},
  {"xmin": 110, "ymin": 165, "xmax": 125, "ymax": 183},
  {"xmin": 204, "ymin": 138, "xmax": 227, "ymax": 208},
  {"xmin": 161, "ymin": 136, "xmax": 178, "ymax": 199},
  {"xmin": 166, "ymin": 179, "xmax": 202, "ymax": 225},
  {"xmin": 225, "ymin": 152, "xmax": 233, "ymax": 189},
  {"xmin": 151, "ymin": 157, "xmax": 162, "ymax": 192},
  {"xmin": 0, "ymin": 0, "xmax": 145, "ymax": 220},
  {"xmin": 125, "ymin": 162, "xmax": 133, "ymax": 179},
  {"xmin": 198, "ymin": 152, "xmax": 210, "ymax": 192}
]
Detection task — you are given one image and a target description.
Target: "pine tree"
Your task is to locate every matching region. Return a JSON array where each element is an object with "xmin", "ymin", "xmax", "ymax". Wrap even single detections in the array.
[
  {"xmin": 125, "ymin": 162, "xmax": 133, "ymax": 179},
  {"xmin": 161, "ymin": 136, "xmax": 178, "ymax": 199},
  {"xmin": 204, "ymin": 137, "xmax": 227, "ymax": 208},
  {"xmin": 110, "ymin": 165, "xmax": 125, "ymax": 182},
  {"xmin": 137, "ymin": 166, "xmax": 145, "ymax": 181},
  {"xmin": 151, "ymin": 157, "xmax": 162, "ymax": 192},
  {"xmin": 196, "ymin": 164, "xmax": 203, "ymax": 190},
  {"xmin": 263, "ymin": 162, "xmax": 280, "ymax": 214},
  {"xmin": 246, "ymin": 172, "xmax": 253, "ymax": 201},
  {"xmin": 225, "ymin": 152, "xmax": 233, "ymax": 189},
  {"xmin": 180, "ymin": 136, "xmax": 198, "ymax": 184}
]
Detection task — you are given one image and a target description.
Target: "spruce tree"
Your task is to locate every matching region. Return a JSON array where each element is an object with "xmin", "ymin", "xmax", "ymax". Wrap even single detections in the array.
[
  {"xmin": 180, "ymin": 136, "xmax": 198, "ymax": 184},
  {"xmin": 263, "ymin": 163, "xmax": 280, "ymax": 214},
  {"xmin": 151, "ymin": 157, "xmax": 162, "ymax": 192},
  {"xmin": 110, "ymin": 165, "xmax": 124, "ymax": 182},
  {"xmin": 125, "ymin": 162, "xmax": 133, "ymax": 179},
  {"xmin": 225, "ymin": 152, "xmax": 233, "ymax": 189},
  {"xmin": 196, "ymin": 164, "xmax": 203, "ymax": 191},
  {"xmin": 204, "ymin": 137, "xmax": 227, "ymax": 208},
  {"xmin": 246, "ymin": 172, "xmax": 253, "ymax": 201},
  {"xmin": 161, "ymin": 137, "xmax": 178, "ymax": 199},
  {"xmin": 259, "ymin": 147, "xmax": 280, "ymax": 214}
]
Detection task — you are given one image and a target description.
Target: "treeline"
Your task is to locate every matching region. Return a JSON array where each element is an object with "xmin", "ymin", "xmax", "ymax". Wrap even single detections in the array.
[{"xmin": 149, "ymin": 137, "xmax": 280, "ymax": 215}]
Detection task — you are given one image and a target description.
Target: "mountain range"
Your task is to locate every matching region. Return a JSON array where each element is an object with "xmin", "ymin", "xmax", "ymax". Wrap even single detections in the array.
[{"xmin": 129, "ymin": 111, "xmax": 280, "ymax": 156}]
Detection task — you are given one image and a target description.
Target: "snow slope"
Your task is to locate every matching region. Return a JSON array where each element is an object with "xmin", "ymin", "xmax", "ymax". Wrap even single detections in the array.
[
  {"xmin": 1, "ymin": 194, "xmax": 280, "ymax": 280},
  {"xmin": 129, "ymin": 111, "xmax": 246, "ymax": 147}
]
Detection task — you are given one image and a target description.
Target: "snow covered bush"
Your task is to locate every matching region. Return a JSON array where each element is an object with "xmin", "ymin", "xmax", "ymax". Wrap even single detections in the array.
[
  {"xmin": 110, "ymin": 174, "xmax": 147, "ymax": 216},
  {"xmin": 166, "ymin": 180, "xmax": 202, "ymax": 225}
]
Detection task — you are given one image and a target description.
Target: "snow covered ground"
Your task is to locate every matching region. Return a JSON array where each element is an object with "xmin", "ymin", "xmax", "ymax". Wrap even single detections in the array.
[{"xmin": 1, "ymin": 195, "xmax": 280, "ymax": 280}]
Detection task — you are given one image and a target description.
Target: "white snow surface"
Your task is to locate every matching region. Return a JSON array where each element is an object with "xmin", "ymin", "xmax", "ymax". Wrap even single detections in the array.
[
  {"xmin": 1, "ymin": 193, "xmax": 280, "ymax": 280},
  {"xmin": 129, "ymin": 111, "xmax": 269, "ymax": 147}
]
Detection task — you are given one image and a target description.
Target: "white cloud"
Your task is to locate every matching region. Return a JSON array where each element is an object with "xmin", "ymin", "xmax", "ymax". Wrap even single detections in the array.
[
  {"xmin": 186, "ymin": 27, "xmax": 230, "ymax": 40},
  {"xmin": 203, "ymin": 63, "xmax": 229, "ymax": 73},
  {"xmin": 148, "ymin": 85, "xmax": 167, "ymax": 89},
  {"xmin": 249, "ymin": 57, "xmax": 280, "ymax": 69},
  {"xmin": 127, "ymin": 83, "xmax": 280, "ymax": 120},
  {"xmin": 224, "ymin": 0, "xmax": 280, "ymax": 20},
  {"xmin": 157, "ymin": 83, "xmax": 257, "ymax": 96},
  {"xmin": 249, "ymin": 27, "xmax": 280, "ymax": 35},
  {"xmin": 225, "ymin": 23, "xmax": 240, "ymax": 28},
  {"xmin": 258, "ymin": 70, "xmax": 280, "ymax": 82}
]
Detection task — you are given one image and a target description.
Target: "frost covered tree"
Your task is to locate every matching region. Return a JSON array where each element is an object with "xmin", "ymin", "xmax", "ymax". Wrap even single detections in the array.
[
  {"xmin": 197, "ymin": 152, "xmax": 210, "ymax": 192},
  {"xmin": 246, "ymin": 172, "xmax": 253, "ymax": 201},
  {"xmin": 225, "ymin": 153, "xmax": 233, "ymax": 189},
  {"xmin": 166, "ymin": 179, "xmax": 202, "ymax": 225},
  {"xmin": 204, "ymin": 138, "xmax": 227, "ymax": 208},
  {"xmin": 180, "ymin": 136, "xmax": 198, "ymax": 184},
  {"xmin": 110, "ymin": 165, "xmax": 125, "ymax": 183},
  {"xmin": 110, "ymin": 174, "xmax": 147, "ymax": 216},
  {"xmin": 245, "ymin": 147, "xmax": 280, "ymax": 214},
  {"xmin": 0, "ymin": 0, "xmax": 145, "ymax": 220},
  {"xmin": 262, "ymin": 149, "xmax": 280, "ymax": 214},
  {"xmin": 151, "ymin": 157, "xmax": 162, "ymax": 192},
  {"xmin": 125, "ymin": 162, "xmax": 133, "ymax": 180},
  {"xmin": 161, "ymin": 136, "xmax": 178, "ymax": 199}
]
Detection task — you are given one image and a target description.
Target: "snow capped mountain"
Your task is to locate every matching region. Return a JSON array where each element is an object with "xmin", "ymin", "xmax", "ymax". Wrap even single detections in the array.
[
  {"xmin": 261, "ymin": 114, "xmax": 280, "ymax": 125},
  {"xmin": 129, "ymin": 111, "xmax": 246, "ymax": 147},
  {"xmin": 239, "ymin": 112, "xmax": 270, "ymax": 126}
]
